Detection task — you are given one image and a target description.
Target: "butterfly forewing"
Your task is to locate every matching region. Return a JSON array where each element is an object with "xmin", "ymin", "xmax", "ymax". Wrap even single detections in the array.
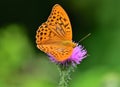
[
  {"xmin": 36, "ymin": 22, "xmax": 62, "ymax": 44},
  {"xmin": 47, "ymin": 4, "xmax": 72, "ymax": 40}
]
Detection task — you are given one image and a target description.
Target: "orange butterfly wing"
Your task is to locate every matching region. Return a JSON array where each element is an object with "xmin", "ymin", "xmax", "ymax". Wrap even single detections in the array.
[
  {"xmin": 47, "ymin": 4, "xmax": 72, "ymax": 40},
  {"xmin": 36, "ymin": 4, "xmax": 76, "ymax": 61}
]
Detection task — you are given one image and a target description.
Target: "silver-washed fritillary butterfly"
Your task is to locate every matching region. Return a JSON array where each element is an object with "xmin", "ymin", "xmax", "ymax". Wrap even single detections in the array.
[{"xmin": 36, "ymin": 4, "xmax": 77, "ymax": 62}]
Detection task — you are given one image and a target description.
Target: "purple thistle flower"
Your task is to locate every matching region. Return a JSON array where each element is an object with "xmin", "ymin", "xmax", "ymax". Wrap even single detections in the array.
[{"xmin": 48, "ymin": 45, "xmax": 87, "ymax": 66}]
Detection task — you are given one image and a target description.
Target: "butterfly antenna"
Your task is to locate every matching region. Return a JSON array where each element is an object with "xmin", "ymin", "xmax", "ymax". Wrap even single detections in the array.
[{"xmin": 78, "ymin": 33, "xmax": 91, "ymax": 43}]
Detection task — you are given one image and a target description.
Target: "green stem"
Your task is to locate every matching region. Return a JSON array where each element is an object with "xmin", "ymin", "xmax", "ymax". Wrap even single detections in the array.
[{"xmin": 57, "ymin": 64, "xmax": 75, "ymax": 87}]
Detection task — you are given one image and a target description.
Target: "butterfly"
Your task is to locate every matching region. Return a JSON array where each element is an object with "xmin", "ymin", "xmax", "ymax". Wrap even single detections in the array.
[{"xmin": 36, "ymin": 4, "xmax": 77, "ymax": 62}]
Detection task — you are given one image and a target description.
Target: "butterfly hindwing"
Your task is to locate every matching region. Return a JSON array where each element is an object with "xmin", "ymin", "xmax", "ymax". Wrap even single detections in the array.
[{"xmin": 37, "ymin": 43, "xmax": 73, "ymax": 61}]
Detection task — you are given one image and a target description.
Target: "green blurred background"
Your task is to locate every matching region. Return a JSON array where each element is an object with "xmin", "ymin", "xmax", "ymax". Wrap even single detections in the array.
[{"xmin": 0, "ymin": 0, "xmax": 120, "ymax": 87}]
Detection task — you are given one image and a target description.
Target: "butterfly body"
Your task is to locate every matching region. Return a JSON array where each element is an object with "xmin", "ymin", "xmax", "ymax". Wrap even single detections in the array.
[
  {"xmin": 62, "ymin": 41, "xmax": 76, "ymax": 47},
  {"xmin": 36, "ymin": 4, "xmax": 76, "ymax": 62}
]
